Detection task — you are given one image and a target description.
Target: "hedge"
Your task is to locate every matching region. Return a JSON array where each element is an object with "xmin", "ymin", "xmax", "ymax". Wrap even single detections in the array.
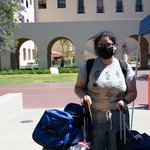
[{"xmin": 0, "ymin": 67, "xmax": 79, "ymax": 75}]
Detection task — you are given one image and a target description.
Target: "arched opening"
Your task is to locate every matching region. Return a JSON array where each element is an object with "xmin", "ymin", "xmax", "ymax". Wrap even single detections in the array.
[
  {"xmin": 122, "ymin": 37, "xmax": 138, "ymax": 65},
  {"xmin": 84, "ymin": 37, "xmax": 96, "ymax": 60},
  {"xmin": 47, "ymin": 37, "xmax": 75, "ymax": 68},
  {"xmin": 123, "ymin": 35, "xmax": 149, "ymax": 69},
  {"xmin": 11, "ymin": 38, "xmax": 38, "ymax": 70}
]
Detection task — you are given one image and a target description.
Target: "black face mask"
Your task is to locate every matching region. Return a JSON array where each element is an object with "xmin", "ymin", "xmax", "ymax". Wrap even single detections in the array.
[{"xmin": 97, "ymin": 46, "xmax": 114, "ymax": 59}]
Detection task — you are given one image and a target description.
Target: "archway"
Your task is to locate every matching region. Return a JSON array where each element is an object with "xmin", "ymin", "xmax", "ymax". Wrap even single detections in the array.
[
  {"xmin": 129, "ymin": 35, "xmax": 149, "ymax": 68},
  {"xmin": 122, "ymin": 37, "xmax": 138, "ymax": 64},
  {"xmin": 130, "ymin": 35, "xmax": 149, "ymax": 68},
  {"xmin": 47, "ymin": 37, "xmax": 75, "ymax": 68},
  {"xmin": 11, "ymin": 38, "xmax": 38, "ymax": 70},
  {"xmin": 122, "ymin": 35, "xmax": 149, "ymax": 68},
  {"xmin": 84, "ymin": 37, "xmax": 96, "ymax": 60}
]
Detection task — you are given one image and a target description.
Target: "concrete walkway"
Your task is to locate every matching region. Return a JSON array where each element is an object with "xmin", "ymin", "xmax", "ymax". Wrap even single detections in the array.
[{"xmin": 0, "ymin": 108, "xmax": 150, "ymax": 150}]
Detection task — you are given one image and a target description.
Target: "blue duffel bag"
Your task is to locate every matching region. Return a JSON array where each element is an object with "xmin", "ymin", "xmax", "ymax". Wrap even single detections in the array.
[{"xmin": 32, "ymin": 106, "xmax": 84, "ymax": 150}]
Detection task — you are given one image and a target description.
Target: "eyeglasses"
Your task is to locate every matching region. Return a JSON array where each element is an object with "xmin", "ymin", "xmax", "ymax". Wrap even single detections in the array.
[{"xmin": 97, "ymin": 43, "xmax": 114, "ymax": 48}]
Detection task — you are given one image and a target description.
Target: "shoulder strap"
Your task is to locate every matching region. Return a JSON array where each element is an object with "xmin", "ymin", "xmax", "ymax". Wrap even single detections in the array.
[
  {"xmin": 118, "ymin": 59, "xmax": 127, "ymax": 79},
  {"xmin": 86, "ymin": 58, "xmax": 95, "ymax": 87}
]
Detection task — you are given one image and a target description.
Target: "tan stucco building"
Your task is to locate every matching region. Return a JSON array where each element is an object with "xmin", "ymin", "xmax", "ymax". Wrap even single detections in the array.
[{"xmin": 0, "ymin": 0, "xmax": 150, "ymax": 70}]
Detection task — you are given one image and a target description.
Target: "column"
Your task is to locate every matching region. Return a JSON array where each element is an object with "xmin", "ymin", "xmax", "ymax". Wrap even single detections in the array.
[
  {"xmin": 75, "ymin": 50, "xmax": 85, "ymax": 66},
  {"xmin": 38, "ymin": 50, "xmax": 48, "ymax": 69},
  {"xmin": 1, "ymin": 53, "xmax": 11, "ymax": 70}
]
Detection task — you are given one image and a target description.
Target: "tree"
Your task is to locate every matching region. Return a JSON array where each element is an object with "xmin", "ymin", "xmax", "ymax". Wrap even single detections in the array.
[
  {"xmin": 0, "ymin": 0, "xmax": 25, "ymax": 55},
  {"xmin": 59, "ymin": 39, "xmax": 72, "ymax": 57}
]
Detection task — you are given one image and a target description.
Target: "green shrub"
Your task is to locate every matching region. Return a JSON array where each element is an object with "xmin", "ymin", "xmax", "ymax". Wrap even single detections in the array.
[
  {"xmin": 0, "ymin": 67, "xmax": 79, "ymax": 75},
  {"xmin": 59, "ymin": 67, "xmax": 79, "ymax": 73}
]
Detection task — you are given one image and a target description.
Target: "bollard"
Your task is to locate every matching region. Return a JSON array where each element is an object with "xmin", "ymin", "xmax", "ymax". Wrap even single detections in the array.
[{"xmin": 148, "ymin": 74, "xmax": 150, "ymax": 110}]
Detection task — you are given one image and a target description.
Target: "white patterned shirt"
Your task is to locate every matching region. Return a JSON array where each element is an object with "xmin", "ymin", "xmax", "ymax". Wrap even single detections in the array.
[{"xmin": 79, "ymin": 57, "xmax": 134, "ymax": 111}]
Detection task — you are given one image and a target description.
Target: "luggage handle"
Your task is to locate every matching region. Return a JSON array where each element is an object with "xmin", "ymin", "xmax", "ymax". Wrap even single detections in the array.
[
  {"xmin": 120, "ymin": 110, "xmax": 143, "ymax": 145},
  {"xmin": 81, "ymin": 106, "xmax": 91, "ymax": 149},
  {"xmin": 120, "ymin": 109, "xmax": 126, "ymax": 144},
  {"xmin": 82, "ymin": 100, "xmax": 93, "ymax": 126},
  {"xmin": 82, "ymin": 100, "xmax": 93, "ymax": 142}
]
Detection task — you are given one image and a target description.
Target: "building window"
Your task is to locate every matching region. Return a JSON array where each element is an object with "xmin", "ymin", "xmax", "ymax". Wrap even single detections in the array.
[
  {"xmin": 135, "ymin": 0, "xmax": 143, "ymax": 12},
  {"xmin": 38, "ymin": 0, "xmax": 47, "ymax": 9},
  {"xmin": 116, "ymin": 0, "xmax": 124, "ymax": 12},
  {"xmin": 23, "ymin": 48, "xmax": 26, "ymax": 61},
  {"xmin": 28, "ymin": 49, "xmax": 31, "ymax": 60},
  {"xmin": 96, "ymin": 0, "xmax": 104, "ymax": 13},
  {"xmin": 26, "ymin": 0, "xmax": 28, "ymax": 8},
  {"xmin": 58, "ymin": 0, "xmax": 66, "ymax": 8},
  {"xmin": 30, "ymin": 0, "xmax": 32, "ymax": 5},
  {"xmin": 77, "ymin": 0, "xmax": 85, "ymax": 14}
]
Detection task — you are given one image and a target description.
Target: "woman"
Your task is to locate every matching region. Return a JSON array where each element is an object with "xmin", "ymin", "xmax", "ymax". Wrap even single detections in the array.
[{"xmin": 74, "ymin": 31, "xmax": 137, "ymax": 150}]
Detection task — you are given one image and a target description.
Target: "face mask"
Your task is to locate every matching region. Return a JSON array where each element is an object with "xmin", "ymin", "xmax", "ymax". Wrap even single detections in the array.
[{"xmin": 97, "ymin": 46, "xmax": 114, "ymax": 59}]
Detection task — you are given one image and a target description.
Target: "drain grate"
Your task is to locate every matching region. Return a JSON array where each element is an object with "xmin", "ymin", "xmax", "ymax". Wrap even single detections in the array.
[{"xmin": 20, "ymin": 120, "xmax": 34, "ymax": 123}]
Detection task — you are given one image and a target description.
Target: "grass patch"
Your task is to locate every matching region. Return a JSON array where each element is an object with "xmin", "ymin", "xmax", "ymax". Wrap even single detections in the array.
[{"xmin": 0, "ymin": 73, "xmax": 78, "ymax": 84}]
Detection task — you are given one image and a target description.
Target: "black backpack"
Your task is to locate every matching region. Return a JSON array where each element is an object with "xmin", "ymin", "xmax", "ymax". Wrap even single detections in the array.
[{"xmin": 86, "ymin": 58, "xmax": 127, "ymax": 86}]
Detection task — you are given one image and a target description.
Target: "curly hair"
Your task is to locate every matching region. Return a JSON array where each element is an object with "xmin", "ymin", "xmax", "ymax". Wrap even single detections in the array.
[{"xmin": 93, "ymin": 31, "xmax": 117, "ymax": 56}]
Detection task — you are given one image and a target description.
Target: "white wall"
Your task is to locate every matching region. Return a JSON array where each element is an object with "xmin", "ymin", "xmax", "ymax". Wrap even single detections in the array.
[
  {"xmin": 21, "ymin": 0, "xmax": 35, "ymax": 23},
  {"xmin": 19, "ymin": 40, "xmax": 36, "ymax": 67},
  {"xmin": 18, "ymin": 0, "xmax": 35, "ymax": 68}
]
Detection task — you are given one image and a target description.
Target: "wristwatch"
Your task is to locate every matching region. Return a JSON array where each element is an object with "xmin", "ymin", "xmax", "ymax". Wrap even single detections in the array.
[{"xmin": 122, "ymin": 98, "xmax": 129, "ymax": 104}]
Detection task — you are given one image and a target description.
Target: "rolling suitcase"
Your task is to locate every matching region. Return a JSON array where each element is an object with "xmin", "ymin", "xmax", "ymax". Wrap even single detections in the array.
[{"xmin": 116, "ymin": 110, "xmax": 150, "ymax": 150}]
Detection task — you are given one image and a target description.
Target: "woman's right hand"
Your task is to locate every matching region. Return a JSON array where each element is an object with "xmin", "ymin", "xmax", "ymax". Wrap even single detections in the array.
[{"xmin": 81, "ymin": 95, "xmax": 92, "ymax": 105}]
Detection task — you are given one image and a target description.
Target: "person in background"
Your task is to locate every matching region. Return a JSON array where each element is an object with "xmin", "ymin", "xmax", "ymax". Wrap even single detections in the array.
[
  {"xmin": 60, "ymin": 56, "xmax": 65, "ymax": 67},
  {"xmin": 72, "ymin": 56, "xmax": 75, "ymax": 64},
  {"xmin": 74, "ymin": 31, "xmax": 137, "ymax": 150}
]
